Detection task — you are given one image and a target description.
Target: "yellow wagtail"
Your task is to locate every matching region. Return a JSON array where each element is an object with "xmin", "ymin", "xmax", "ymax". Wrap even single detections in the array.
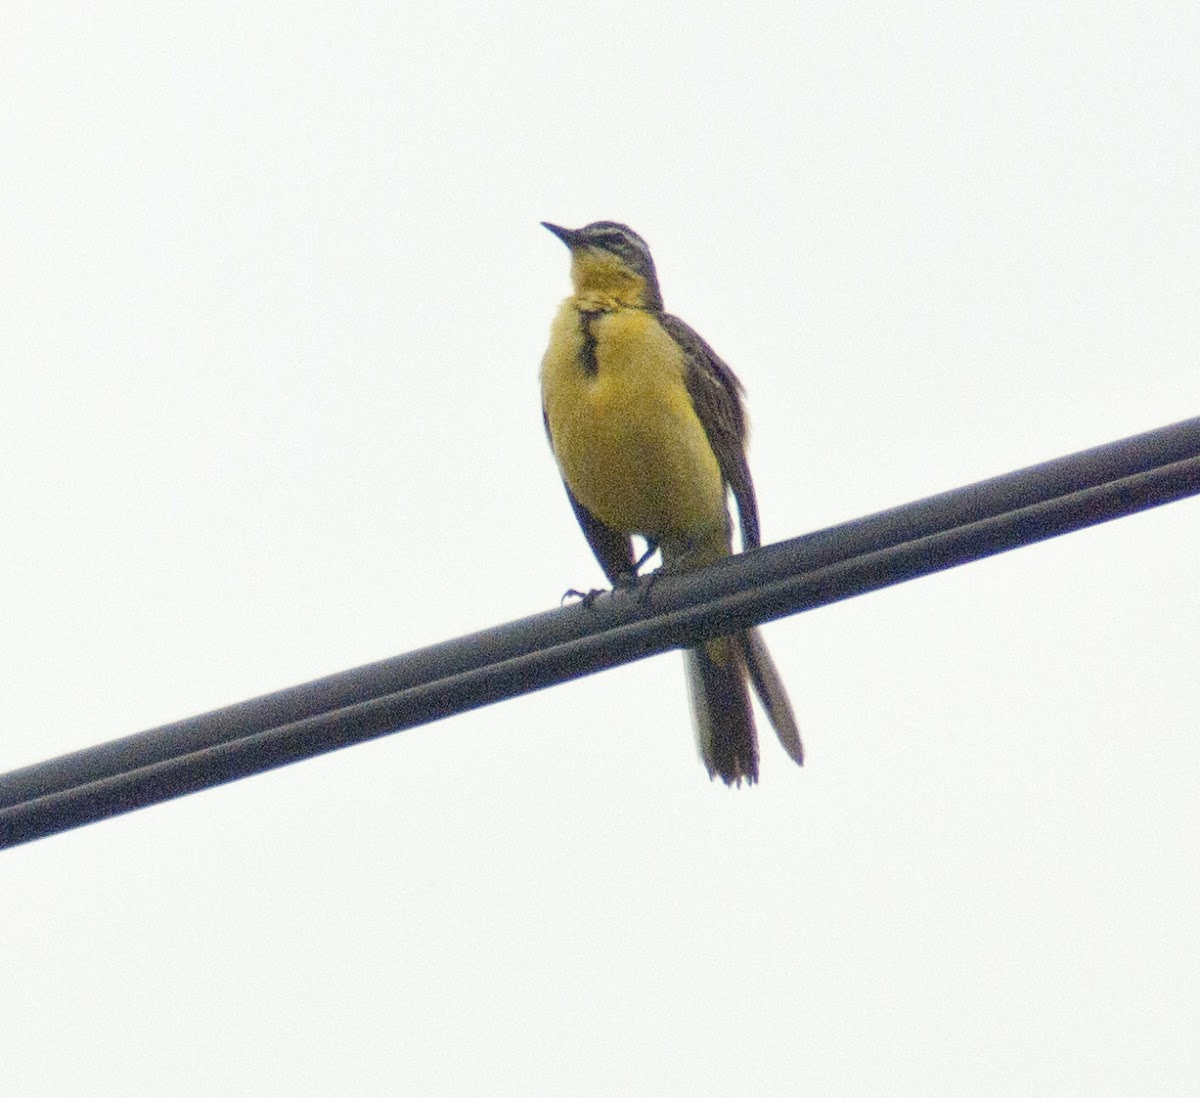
[{"xmin": 539, "ymin": 220, "xmax": 803, "ymax": 785}]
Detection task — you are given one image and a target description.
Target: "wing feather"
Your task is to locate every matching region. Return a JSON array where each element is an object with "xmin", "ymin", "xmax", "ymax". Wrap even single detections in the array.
[
  {"xmin": 543, "ymin": 408, "xmax": 636, "ymax": 584},
  {"xmin": 659, "ymin": 313, "xmax": 760, "ymax": 550}
]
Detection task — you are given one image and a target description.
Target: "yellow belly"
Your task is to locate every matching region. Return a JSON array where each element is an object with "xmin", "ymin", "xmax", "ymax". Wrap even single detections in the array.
[{"xmin": 540, "ymin": 303, "xmax": 729, "ymax": 558}]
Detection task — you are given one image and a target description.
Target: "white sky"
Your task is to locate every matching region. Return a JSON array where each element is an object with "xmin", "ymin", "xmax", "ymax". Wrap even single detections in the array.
[{"xmin": 3, "ymin": 3, "xmax": 1199, "ymax": 1095}]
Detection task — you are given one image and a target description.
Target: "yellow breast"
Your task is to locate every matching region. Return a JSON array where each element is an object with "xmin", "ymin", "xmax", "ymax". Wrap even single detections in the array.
[{"xmin": 540, "ymin": 302, "xmax": 729, "ymax": 557}]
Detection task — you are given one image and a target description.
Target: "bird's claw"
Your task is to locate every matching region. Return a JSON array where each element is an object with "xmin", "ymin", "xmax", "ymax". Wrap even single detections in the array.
[{"xmin": 561, "ymin": 587, "xmax": 604, "ymax": 608}]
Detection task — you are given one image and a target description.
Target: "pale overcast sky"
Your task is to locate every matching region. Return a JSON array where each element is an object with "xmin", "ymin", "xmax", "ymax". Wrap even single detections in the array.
[{"xmin": 4, "ymin": 3, "xmax": 1199, "ymax": 1095}]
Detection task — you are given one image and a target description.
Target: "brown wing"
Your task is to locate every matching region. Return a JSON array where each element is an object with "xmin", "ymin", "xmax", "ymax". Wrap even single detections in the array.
[
  {"xmin": 563, "ymin": 481, "xmax": 637, "ymax": 584},
  {"xmin": 543, "ymin": 409, "xmax": 637, "ymax": 584},
  {"xmin": 659, "ymin": 313, "xmax": 760, "ymax": 550}
]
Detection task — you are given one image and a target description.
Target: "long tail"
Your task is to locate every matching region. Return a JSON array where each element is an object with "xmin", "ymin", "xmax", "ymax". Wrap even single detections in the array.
[
  {"xmin": 685, "ymin": 637, "xmax": 758, "ymax": 785},
  {"xmin": 684, "ymin": 629, "xmax": 803, "ymax": 786},
  {"xmin": 740, "ymin": 628, "xmax": 804, "ymax": 767}
]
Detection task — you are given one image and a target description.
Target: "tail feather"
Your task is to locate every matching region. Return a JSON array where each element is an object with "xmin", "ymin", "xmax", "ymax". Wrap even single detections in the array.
[
  {"xmin": 684, "ymin": 630, "xmax": 804, "ymax": 785},
  {"xmin": 738, "ymin": 628, "xmax": 804, "ymax": 766},
  {"xmin": 684, "ymin": 639, "xmax": 758, "ymax": 786}
]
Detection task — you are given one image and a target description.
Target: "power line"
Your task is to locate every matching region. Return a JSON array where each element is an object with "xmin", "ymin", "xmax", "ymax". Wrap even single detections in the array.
[{"xmin": 2, "ymin": 415, "xmax": 1199, "ymax": 849}]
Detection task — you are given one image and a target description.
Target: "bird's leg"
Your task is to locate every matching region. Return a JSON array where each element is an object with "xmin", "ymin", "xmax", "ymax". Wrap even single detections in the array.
[
  {"xmin": 563, "ymin": 540, "xmax": 660, "ymax": 607},
  {"xmin": 633, "ymin": 539, "xmax": 660, "ymax": 574},
  {"xmin": 625, "ymin": 539, "xmax": 662, "ymax": 603}
]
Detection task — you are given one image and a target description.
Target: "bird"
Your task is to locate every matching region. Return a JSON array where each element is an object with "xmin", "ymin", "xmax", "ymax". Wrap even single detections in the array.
[{"xmin": 538, "ymin": 220, "xmax": 803, "ymax": 785}]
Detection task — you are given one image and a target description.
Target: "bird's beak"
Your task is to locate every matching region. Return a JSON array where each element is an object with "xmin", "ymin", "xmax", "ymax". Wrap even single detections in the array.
[{"xmin": 541, "ymin": 222, "xmax": 579, "ymax": 248}]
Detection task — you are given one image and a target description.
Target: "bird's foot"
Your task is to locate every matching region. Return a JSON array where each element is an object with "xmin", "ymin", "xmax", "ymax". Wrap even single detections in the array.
[{"xmin": 561, "ymin": 587, "xmax": 605, "ymax": 608}]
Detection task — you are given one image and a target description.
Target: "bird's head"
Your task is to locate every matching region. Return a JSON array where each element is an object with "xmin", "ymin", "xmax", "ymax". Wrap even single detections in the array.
[{"xmin": 542, "ymin": 220, "xmax": 664, "ymax": 311}]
